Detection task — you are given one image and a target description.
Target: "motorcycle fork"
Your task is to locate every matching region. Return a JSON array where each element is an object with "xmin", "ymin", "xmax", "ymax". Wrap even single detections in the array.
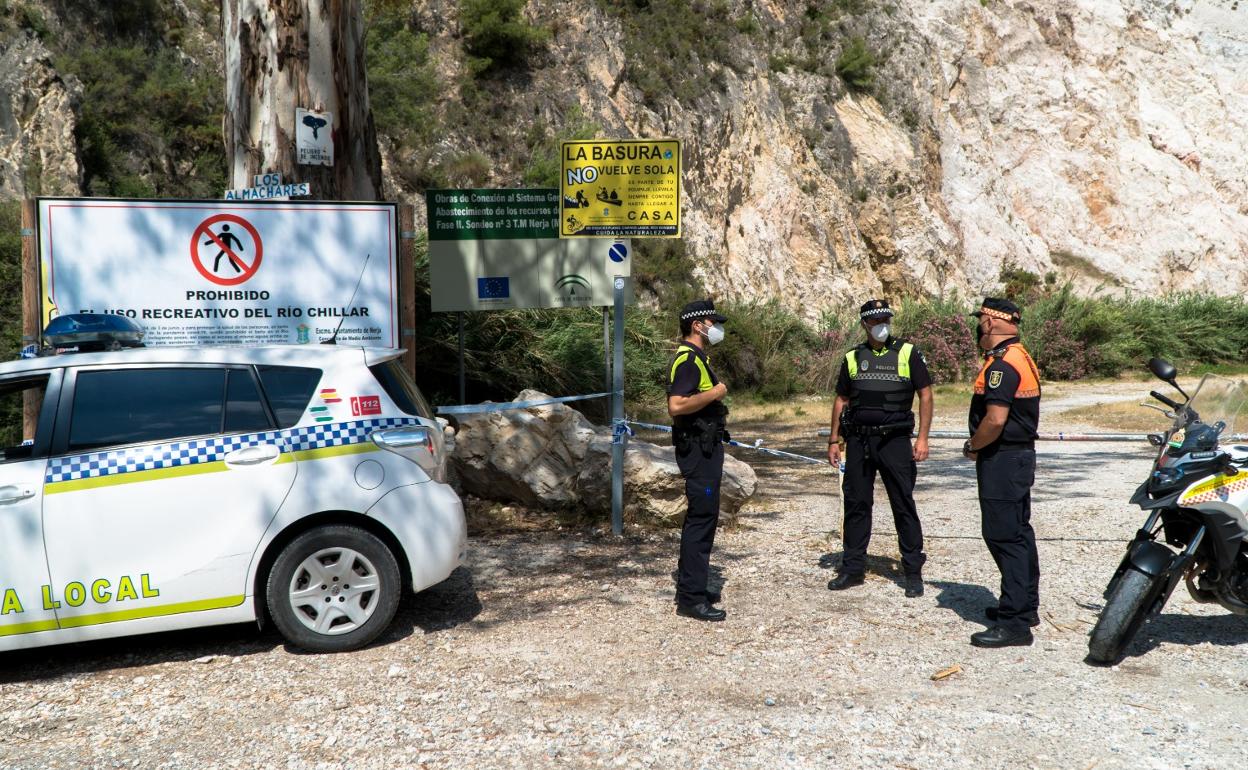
[{"xmin": 1105, "ymin": 510, "xmax": 1164, "ymax": 599}]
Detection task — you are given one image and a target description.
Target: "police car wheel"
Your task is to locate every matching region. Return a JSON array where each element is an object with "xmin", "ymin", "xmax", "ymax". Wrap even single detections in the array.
[{"xmin": 266, "ymin": 525, "xmax": 401, "ymax": 653}]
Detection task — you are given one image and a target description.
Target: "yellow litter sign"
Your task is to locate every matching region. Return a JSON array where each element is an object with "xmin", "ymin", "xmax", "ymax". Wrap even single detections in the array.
[{"xmin": 560, "ymin": 139, "xmax": 680, "ymax": 238}]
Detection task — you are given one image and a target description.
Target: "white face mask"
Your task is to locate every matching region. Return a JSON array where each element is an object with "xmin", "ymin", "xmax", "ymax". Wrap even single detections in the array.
[
  {"xmin": 869, "ymin": 323, "xmax": 890, "ymax": 343},
  {"xmin": 704, "ymin": 322, "xmax": 725, "ymax": 346}
]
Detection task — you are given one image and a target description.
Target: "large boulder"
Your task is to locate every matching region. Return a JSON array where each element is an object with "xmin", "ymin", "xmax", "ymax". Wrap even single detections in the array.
[
  {"xmin": 449, "ymin": 390, "xmax": 597, "ymax": 510},
  {"xmin": 576, "ymin": 436, "xmax": 757, "ymax": 528},
  {"xmin": 448, "ymin": 390, "xmax": 756, "ymax": 526}
]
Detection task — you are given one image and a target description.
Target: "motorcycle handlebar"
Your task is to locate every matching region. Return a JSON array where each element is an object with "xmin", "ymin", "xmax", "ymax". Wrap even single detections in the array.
[{"xmin": 1151, "ymin": 390, "xmax": 1182, "ymax": 410}]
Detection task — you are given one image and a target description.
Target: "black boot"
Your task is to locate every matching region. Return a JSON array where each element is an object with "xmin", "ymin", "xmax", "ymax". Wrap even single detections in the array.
[
  {"xmin": 676, "ymin": 602, "xmax": 727, "ymax": 622},
  {"xmin": 904, "ymin": 574, "xmax": 924, "ymax": 598},
  {"xmin": 970, "ymin": 625, "xmax": 1034, "ymax": 648},
  {"xmin": 827, "ymin": 573, "xmax": 865, "ymax": 591}
]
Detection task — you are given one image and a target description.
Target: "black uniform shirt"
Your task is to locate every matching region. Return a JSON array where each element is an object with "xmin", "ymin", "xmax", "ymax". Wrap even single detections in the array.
[
  {"xmin": 835, "ymin": 337, "xmax": 933, "ymax": 426},
  {"xmin": 968, "ymin": 337, "xmax": 1041, "ymax": 444},
  {"xmin": 668, "ymin": 341, "xmax": 724, "ymax": 424}
]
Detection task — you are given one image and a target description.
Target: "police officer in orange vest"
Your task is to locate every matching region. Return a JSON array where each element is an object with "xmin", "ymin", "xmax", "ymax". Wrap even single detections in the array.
[
  {"xmin": 668, "ymin": 300, "xmax": 730, "ymax": 622},
  {"xmin": 827, "ymin": 299, "xmax": 933, "ymax": 597},
  {"xmin": 963, "ymin": 297, "xmax": 1042, "ymax": 648}
]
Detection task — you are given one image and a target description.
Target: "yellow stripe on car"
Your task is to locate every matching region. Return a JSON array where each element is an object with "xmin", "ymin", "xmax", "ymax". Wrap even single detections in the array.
[{"xmin": 57, "ymin": 595, "xmax": 246, "ymax": 629}]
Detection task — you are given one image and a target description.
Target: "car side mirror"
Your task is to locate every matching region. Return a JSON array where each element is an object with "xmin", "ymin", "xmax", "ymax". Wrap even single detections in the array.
[{"xmin": 1148, "ymin": 357, "xmax": 1177, "ymax": 383}]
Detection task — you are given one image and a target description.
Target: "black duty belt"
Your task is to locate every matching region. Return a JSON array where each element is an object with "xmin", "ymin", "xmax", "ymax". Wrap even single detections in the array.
[
  {"xmin": 845, "ymin": 424, "xmax": 913, "ymax": 437},
  {"xmin": 989, "ymin": 440, "xmax": 1035, "ymax": 451}
]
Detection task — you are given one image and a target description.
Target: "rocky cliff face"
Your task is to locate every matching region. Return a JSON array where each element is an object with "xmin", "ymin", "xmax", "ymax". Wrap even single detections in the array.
[
  {"xmin": 2, "ymin": 1, "xmax": 1245, "ymax": 315},
  {"xmin": 0, "ymin": 33, "xmax": 80, "ymax": 197}
]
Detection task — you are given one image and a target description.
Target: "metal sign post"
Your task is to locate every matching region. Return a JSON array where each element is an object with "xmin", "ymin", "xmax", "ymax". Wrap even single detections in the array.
[
  {"xmin": 610, "ymin": 277, "xmax": 626, "ymax": 536},
  {"xmin": 603, "ymin": 307, "xmax": 611, "ymax": 394}
]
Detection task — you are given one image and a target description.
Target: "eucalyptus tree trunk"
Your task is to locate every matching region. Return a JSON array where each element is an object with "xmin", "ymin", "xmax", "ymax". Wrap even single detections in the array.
[{"xmin": 222, "ymin": 0, "xmax": 383, "ymax": 200}]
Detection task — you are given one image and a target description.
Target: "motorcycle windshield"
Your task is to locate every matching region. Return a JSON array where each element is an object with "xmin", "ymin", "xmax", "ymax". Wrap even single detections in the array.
[{"xmin": 1169, "ymin": 375, "xmax": 1248, "ymax": 450}]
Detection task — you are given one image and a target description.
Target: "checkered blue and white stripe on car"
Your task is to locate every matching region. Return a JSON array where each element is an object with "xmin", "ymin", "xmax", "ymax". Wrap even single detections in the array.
[
  {"xmin": 45, "ymin": 417, "xmax": 421, "ymax": 485},
  {"xmin": 283, "ymin": 417, "xmax": 418, "ymax": 454}
]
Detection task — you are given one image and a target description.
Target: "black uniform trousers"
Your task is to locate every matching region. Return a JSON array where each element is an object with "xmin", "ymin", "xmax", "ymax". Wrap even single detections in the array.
[
  {"xmin": 675, "ymin": 440, "xmax": 724, "ymax": 607},
  {"xmin": 976, "ymin": 448, "xmax": 1040, "ymax": 630},
  {"xmin": 840, "ymin": 430, "xmax": 926, "ymax": 577}
]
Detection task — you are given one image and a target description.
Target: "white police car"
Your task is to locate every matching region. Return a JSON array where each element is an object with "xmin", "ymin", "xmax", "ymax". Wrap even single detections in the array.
[{"xmin": 0, "ymin": 316, "xmax": 466, "ymax": 653}]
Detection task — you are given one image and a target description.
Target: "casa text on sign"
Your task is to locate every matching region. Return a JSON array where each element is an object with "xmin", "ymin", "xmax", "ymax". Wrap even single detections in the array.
[{"xmin": 560, "ymin": 139, "xmax": 681, "ymax": 238}]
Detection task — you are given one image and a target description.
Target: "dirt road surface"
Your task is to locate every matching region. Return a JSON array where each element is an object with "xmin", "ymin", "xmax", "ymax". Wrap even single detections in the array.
[{"xmin": 3, "ymin": 383, "xmax": 1246, "ymax": 769}]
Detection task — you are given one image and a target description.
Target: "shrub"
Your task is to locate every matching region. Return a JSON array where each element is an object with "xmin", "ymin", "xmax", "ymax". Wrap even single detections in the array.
[
  {"xmin": 61, "ymin": 44, "xmax": 224, "ymax": 198},
  {"xmin": 1028, "ymin": 318, "xmax": 1098, "ymax": 380},
  {"xmin": 521, "ymin": 107, "xmax": 599, "ymax": 187},
  {"xmin": 906, "ymin": 313, "xmax": 979, "ymax": 384},
  {"xmin": 710, "ymin": 300, "xmax": 819, "ymax": 400},
  {"xmin": 461, "ymin": 0, "xmax": 549, "ymax": 75},
  {"xmin": 595, "ymin": 0, "xmax": 745, "ymax": 107},
  {"xmin": 835, "ymin": 36, "xmax": 875, "ymax": 91},
  {"xmin": 365, "ymin": 4, "xmax": 439, "ymax": 154}
]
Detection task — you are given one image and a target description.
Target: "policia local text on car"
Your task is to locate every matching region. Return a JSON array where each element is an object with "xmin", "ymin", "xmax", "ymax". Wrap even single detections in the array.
[
  {"xmin": 826, "ymin": 299, "xmax": 933, "ymax": 598},
  {"xmin": 667, "ymin": 300, "xmax": 730, "ymax": 622},
  {"xmin": 963, "ymin": 297, "xmax": 1042, "ymax": 649}
]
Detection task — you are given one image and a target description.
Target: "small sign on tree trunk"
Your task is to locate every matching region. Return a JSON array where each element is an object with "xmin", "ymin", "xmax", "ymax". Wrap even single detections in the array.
[{"xmin": 296, "ymin": 108, "xmax": 334, "ymax": 166}]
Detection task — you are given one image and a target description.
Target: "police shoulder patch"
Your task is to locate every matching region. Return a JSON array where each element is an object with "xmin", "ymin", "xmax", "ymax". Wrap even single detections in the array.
[{"xmin": 988, "ymin": 370, "xmax": 1003, "ymax": 389}]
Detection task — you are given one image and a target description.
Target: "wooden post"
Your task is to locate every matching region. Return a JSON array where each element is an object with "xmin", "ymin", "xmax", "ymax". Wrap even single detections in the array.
[
  {"xmin": 398, "ymin": 204, "xmax": 417, "ymax": 377},
  {"xmin": 20, "ymin": 199, "xmax": 39, "ymax": 440}
]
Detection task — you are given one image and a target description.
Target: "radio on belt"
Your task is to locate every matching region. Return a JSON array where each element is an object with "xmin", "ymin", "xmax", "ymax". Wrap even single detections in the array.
[{"xmin": 42, "ymin": 313, "xmax": 146, "ymax": 354}]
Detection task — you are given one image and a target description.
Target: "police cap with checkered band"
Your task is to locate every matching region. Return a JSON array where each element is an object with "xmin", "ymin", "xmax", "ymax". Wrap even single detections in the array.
[
  {"xmin": 859, "ymin": 299, "xmax": 895, "ymax": 320},
  {"xmin": 679, "ymin": 299, "xmax": 727, "ymax": 324},
  {"xmin": 970, "ymin": 296, "xmax": 1022, "ymax": 323}
]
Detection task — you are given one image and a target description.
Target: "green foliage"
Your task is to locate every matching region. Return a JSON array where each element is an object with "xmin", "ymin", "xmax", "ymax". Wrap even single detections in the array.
[
  {"xmin": 705, "ymin": 300, "xmax": 819, "ymax": 400},
  {"xmin": 59, "ymin": 44, "xmax": 224, "ymax": 198},
  {"xmin": 521, "ymin": 107, "xmax": 600, "ymax": 187},
  {"xmin": 631, "ymin": 240, "xmax": 704, "ymax": 314},
  {"xmin": 836, "ymin": 36, "xmax": 876, "ymax": 91},
  {"xmin": 0, "ymin": 201, "xmax": 21, "ymax": 363},
  {"xmin": 0, "ymin": 202, "xmax": 21, "ymax": 443},
  {"xmin": 461, "ymin": 0, "xmax": 550, "ymax": 76},
  {"xmin": 595, "ymin": 0, "xmax": 747, "ymax": 107},
  {"xmin": 17, "ymin": 2, "xmax": 50, "ymax": 40},
  {"xmin": 365, "ymin": 3, "xmax": 440, "ymax": 154}
]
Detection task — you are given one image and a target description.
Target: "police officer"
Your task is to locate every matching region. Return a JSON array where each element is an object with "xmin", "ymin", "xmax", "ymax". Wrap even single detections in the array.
[
  {"xmin": 668, "ymin": 299, "xmax": 730, "ymax": 622},
  {"xmin": 963, "ymin": 297, "xmax": 1041, "ymax": 648},
  {"xmin": 826, "ymin": 299, "xmax": 932, "ymax": 598}
]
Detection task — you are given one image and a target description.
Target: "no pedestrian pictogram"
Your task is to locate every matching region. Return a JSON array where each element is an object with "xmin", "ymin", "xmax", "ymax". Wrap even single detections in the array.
[{"xmin": 191, "ymin": 214, "xmax": 264, "ymax": 286}]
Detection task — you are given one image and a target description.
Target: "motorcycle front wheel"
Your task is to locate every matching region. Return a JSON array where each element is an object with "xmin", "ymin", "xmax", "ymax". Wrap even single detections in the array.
[{"xmin": 1088, "ymin": 568, "xmax": 1167, "ymax": 664}]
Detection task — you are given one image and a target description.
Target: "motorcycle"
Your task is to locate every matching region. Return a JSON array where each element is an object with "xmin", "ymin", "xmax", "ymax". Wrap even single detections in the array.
[{"xmin": 1088, "ymin": 358, "xmax": 1248, "ymax": 664}]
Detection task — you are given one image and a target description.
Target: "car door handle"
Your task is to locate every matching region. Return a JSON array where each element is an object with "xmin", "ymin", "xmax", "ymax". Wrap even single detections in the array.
[
  {"xmin": 224, "ymin": 445, "xmax": 282, "ymax": 467},
  {"xmin": 0, "ymin": 485, "xmax": 36, "ymax": 504}
]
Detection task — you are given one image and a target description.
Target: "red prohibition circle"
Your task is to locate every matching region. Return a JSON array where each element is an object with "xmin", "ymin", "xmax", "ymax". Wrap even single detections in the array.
[{"xmin": 190, "ymin": 213, "xmax": 264, "ymax": 286}]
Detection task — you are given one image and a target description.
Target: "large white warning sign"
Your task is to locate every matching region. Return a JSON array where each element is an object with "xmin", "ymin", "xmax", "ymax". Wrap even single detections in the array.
[{"xmin": 37, "ymin": 198, "xmax": 399, "ymax": 348}]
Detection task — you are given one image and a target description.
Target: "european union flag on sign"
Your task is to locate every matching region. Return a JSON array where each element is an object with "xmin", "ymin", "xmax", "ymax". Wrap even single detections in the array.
[{"xmin": 477, "ymin": 276, "xmax": 510, "ymax": 299}]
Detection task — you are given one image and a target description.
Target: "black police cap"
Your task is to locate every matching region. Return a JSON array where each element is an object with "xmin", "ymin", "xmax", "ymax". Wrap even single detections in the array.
[
  {"xmin": 679, "ymin": 299, "xmax": 727, "ymax": 323},
  {"xmin": 971, "ymin": 296, "xmax": 1022, "ymax": 322},
  {"xmin": 859, "ymin": 299, "xmax": 894, "ymax": 320}
]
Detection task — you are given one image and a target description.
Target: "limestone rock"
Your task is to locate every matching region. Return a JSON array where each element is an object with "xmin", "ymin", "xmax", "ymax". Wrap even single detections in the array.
[
  {"xmin": 577, "ymin": 435, "xmax": 757, "ymax": 528},
  {"xmin": 450, "ymin": 390, "xmax": 597, "ymax": 510},
  {"xmin": 0, "ymin": 32, "xmax": 81, "ymax": 197},
  {"xmin": 449, "ymin": 391, "xmax": 756, "ymax": 526}
]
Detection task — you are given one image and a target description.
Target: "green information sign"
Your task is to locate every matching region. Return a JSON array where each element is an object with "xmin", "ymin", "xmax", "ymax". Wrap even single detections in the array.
[
  {"xmin": 425, "ymin": 187, "xmax": 632, "ymax": 313},
  {"xmin": 427, "ymin": 188, "xmax": 559, "ymax": 241}
]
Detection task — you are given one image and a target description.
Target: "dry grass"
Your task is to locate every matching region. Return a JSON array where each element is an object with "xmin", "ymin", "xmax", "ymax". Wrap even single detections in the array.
[{"xmin": 1058, "ymin": 400, "xmax": 1167, "ymax": 432}]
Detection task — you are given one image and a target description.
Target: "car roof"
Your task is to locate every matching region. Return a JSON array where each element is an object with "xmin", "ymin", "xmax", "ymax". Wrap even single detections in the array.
[{"xmin": 0, "ymin": 345, "xmax": 405, "ymax": 376}]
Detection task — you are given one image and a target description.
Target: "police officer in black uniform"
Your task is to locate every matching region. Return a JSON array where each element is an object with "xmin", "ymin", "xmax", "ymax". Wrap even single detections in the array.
[
  {"xmin": 826, "ymin": 299, "xmax": 933, "ymax": 597},
  {"xmin": 668, "ymin": 300, "xmax": 730, "ymax": 622},
  {"xmin": 963, "ymin": 297, "xmax": 1042, "ymax": 648}
]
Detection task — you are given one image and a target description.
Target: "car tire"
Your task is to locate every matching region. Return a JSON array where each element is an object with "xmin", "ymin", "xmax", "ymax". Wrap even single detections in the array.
[{"xmin": 265, "ymin": 525, "xmax": 402, "ymax": 653}]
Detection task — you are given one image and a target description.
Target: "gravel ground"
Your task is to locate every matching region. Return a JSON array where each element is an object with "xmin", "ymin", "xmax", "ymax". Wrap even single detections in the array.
[{"xmin": 3, "ymin": 385, "xmax": 1248, "ymax": 769}]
